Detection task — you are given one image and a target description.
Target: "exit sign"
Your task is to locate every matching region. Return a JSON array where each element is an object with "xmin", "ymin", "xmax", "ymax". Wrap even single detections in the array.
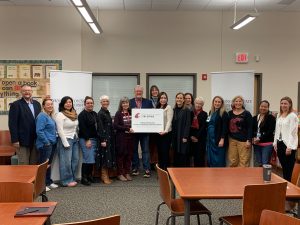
[{"xmin": 235, "ymin": 52, "xmax": 248, "ymax": 64}]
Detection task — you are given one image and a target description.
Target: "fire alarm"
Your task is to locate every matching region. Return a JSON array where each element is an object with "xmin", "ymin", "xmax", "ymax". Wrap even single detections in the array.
[{"xmin": 202, "ymin": 74, "xmax": 207, "ymax": 80}]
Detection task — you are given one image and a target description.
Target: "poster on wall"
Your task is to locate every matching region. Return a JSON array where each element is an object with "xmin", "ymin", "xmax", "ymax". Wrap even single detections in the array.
[
  {"xmin": 0, "ymin": 60, "xmax": 62, "ymax": 115},
  {"xmin": 210, "ymin": 71, "xmax": 254, "ymax": 114}
]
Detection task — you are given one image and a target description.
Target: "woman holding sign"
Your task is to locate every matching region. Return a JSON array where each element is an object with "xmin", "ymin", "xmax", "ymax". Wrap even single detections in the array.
[
  {"xmin": 156, "ymin": 92, "xmax": 173, "ymax": 170},
  {"xmin": 172, "ymin": 92, "xmax": 191, "ymax": 167}
]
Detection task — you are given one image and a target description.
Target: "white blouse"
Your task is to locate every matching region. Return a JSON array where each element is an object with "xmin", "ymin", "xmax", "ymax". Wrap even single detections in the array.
[
  {"xmin": 55, "ymin": 112, "xmax": 78, "ymax": 148},
  {"xmin": 273, "ymin": 112, "xmax": 298, "ymax": 150},
  {"xmin": 163, "ymin": 105, "xmax": 174, "ymax": 133}
]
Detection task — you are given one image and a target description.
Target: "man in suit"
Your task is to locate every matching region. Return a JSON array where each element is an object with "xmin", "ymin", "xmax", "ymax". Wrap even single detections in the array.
[
  {"xmin": 9, "ymin": 84, "xmax": 41, "ymax": 164},
  {"xmin": 130, "ymin": 85, "xmax": 153, "ymax": 178}
]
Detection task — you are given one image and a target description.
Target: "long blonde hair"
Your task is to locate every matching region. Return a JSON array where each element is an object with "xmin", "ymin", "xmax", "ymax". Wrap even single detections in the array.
[{"xmin": 210, "ymin": 96, "xmax": 226, "ymax": 117}]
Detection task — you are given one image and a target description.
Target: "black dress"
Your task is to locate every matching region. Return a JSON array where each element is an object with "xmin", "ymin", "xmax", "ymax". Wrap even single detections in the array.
[
  {"xmin": 172, "ymin": 106, "xmax": 191, "ymax": 167},
  {"xmin": 97, "ymin": 107, "xmax": 116, "ymax": 169}
]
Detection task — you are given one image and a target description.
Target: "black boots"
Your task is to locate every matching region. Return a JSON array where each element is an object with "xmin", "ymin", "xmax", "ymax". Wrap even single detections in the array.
[
  {"xmin": 87, "ymin": 164, "xmax": 95, "ymax": 183},
  {"xmin": 81, "ymin": 163, "xmax": 91, "ymax": 186}
]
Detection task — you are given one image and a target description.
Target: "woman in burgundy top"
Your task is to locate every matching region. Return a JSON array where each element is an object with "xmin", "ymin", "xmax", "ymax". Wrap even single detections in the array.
[
  {"xmin": 114, "ymin": 97, "xmax": 134, "ymax": 181},
  {"xmin": 190, "ymin": 97, "xmax": 208, "ymax": 167}
]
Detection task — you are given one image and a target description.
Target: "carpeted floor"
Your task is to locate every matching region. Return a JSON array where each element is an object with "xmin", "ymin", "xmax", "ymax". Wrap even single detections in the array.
[{"xmin": 47, "ymin": 170, "xmax": 242, "ymax": 225}]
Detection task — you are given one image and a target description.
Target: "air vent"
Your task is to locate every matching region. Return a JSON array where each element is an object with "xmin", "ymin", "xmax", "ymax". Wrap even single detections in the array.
[{"xmin": 278, "ymin": 0, "xmax": 296, "ymax": 5}]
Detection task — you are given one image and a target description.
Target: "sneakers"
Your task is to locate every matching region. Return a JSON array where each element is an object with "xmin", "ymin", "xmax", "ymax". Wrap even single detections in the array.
[
  {"xmin": 117, "ymin": 175, "xmax": 127, "ymax": 181},
  {"xmin": 49, "ymin": 183, "xmax": 59, "ymax": 189},
  {"xmin": 125, "ymin": 174, "xmax": 133, "ymax": 181},
  {"xmin": 143, "ymin": 170, "xmax": 151, "ymax": 178},
  {"xmin": 132, "ymin": 169, "xmax": 140, "ymax": 176},
  {"xmin": 46, "ymin": 186, "xmax": 51, "ymax": 192}
]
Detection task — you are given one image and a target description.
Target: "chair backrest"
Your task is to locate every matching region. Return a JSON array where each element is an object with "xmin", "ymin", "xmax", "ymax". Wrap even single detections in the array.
[
  {"xmin": 291, "ymin": 163, "xmax": 300, "ymax": 186},
  {"xmin": 259, "ymin": 210, "xmax": 300, "ymax": 225},
  {"xmin": 0, "ymin": 182, "xmax": 34, "ymax": 202},
  {"xmin": 34, "ymin": 159, "xmax": 49, "ymax": 199},
  {"xmin": 0, "ymin": 130, "xmax": 12, "ymax": 146},
  {"xmin": 156, "ymin": 164, "xmax": 172, "ymax": 208},
  {"xmin": 242, "ymin": 182, "xmax": 287, "ymax": 225},
  {"xmin": 53, "ymin": 215, "xmax": 120, "ymax": 225}
]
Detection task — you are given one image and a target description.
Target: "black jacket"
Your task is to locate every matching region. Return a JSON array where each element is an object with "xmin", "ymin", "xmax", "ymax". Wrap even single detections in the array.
[
  {"xmin": 8, "ymin": 98, "xmax": 41, "ymax": 147},
  {"xmin": 190, "ymin": 110, "xmax": 208, "ymax": 143},
  {"xmin": 252, "ymin": 113, "xmax": 276, "ymax": 143},
  {"xmin": 78, "ymin": 110, "xmax": 98, "ymax": 140},
  {"xmin": 210, "ymin": 110, "xmax": 229, "ymax": 146}
]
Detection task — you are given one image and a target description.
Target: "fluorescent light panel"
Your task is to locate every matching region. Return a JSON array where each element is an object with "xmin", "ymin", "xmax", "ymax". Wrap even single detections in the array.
[
  {"xmin": 231, "ymin": 14, "xmax": 257, "ymax": 30},
  {"xmin": 71, "ymin": 0, "xmax": 83, "ymax": 6},
  {"xmin": 89, "ymin": 23, "xmax": 100, "ymax": 34},
  {"xmin": 77, "ymin": 7, "xmax": 93, "ymax": 23},
  {"xmin": 71, "ymin": 0, "xmax": 103, "ymax": 34}
]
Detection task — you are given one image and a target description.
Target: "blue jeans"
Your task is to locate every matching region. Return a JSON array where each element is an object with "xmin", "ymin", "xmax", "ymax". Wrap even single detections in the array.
[
  {"xmin": 79, "ymin": 138, "xmax": 97, "ymax": 163},
  {"xmin": 132, "ymin": 134, "xmax": 150, "ymax": 171},
  {"xmin": 253, "ymin": 144, "xmax": 273, "ymax": 167},
  {"xmin": 38, "ymin": 143, "xmax": 56, "ymax": 186},
  {"xmin": 57, "ymin": 137, "xmax": 79, "ymax": 186}
]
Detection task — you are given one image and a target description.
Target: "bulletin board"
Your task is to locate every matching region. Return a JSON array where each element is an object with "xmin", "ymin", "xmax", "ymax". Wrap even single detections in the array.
[{"xmin": 0, "ymin": 60, "xmax": 62, "ymax": 115}]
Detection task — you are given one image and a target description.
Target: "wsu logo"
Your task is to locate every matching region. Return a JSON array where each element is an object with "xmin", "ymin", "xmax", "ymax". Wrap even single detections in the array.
[{"xmin": 135, "ymin": 113, "xmax": 140, "ymax": 118}]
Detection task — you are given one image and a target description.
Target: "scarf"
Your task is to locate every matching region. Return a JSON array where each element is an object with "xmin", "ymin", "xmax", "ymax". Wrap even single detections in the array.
[{"xmin": 62, "ymin": 109, "xmax": 77, "ymax": 121}]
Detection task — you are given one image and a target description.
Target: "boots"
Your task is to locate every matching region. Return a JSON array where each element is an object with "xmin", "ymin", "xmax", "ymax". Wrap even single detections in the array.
[
  {"xmin": 101, "ymin": 168, "xmax": 112, "ymax": 184},
  {"xmin": 87, "ymin": 164, "xmax": 95, "ymax": 183},
  {"xmin": 81, "ymin": 163, "xmax": 91, "ymax": 186}
]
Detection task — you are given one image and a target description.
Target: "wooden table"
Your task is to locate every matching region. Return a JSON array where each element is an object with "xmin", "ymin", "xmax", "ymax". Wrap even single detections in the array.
[
  {"xmin": 167, "ymin": 167, "xmax": 300, "ymax": 225},
  {"xmin": 0, "ymin": 202, "xmax": 57, "ymax": 225},
  {"xmin": 0, "ymin": 165, "xmax": 38, "ymax": 183}
]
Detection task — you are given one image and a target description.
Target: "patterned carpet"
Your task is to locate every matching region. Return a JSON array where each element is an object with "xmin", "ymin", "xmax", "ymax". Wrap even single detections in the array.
[{"xmin": 47, "ymin": 170, "xmax": 242, "ymax": 225}]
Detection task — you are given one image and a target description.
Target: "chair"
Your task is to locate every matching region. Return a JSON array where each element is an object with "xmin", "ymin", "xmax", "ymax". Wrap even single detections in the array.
[
  {"xmin": 53, "ymin": 215, "xmax": 120, "ymax": 225},
  {"xmin": 0, "ymin": 182, "xmax": 34, "ymax": 202},
  {"xmin": 0, "ymin": 130, "xmax": 15, "ymax": 165},
  {"xmin": 291, "ymin": 163, "xmax": 300, "ymax": 187},
  {"xmin": 219, "ymin": 182, "xmax": 287, "ymax": 225},
  {"xmin": 155, "ymin": 164, "xmax": 212, "ymax": 225},
  {"xmin": 0, "ymin": 130, "xmax": 12, "ymax": 146},
  {"xmin": 259, "ymin": 210, "xmax": 300, "ymax": 225},
  {"xmin": 287, "ymin": 163, "xmax": 300, "ymax": 217},
  {"xmin": 34, "ymin": 159, "xmax": 49, "ymax": 202}
]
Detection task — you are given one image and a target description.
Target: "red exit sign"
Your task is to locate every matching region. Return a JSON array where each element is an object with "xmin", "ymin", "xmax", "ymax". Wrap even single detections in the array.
[{"xmin": 235, "ymin": 52, "xmax": 248, "ymax": 64}]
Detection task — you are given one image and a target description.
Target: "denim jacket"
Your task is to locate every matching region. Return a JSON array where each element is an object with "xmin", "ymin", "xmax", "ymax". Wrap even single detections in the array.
[{"xmin": 36, "ymin": 112, "xmax": 57, "ymax": 149}]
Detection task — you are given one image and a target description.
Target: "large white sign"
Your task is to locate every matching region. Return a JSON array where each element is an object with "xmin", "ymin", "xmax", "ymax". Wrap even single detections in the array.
[
  {"xmin": 50, "ymin": 70, "xmax": 92, "ymax": 181},
  {"xmin": 50, "ymin": 70, "xmax": 92, "ymax": 113},
  {"xmin": 132, "ymin": 109, "xmax": 164, "ymax": 133},
  {"xmin": 210, "ymin": 71, "xmax": 254, "ymax": 114}
]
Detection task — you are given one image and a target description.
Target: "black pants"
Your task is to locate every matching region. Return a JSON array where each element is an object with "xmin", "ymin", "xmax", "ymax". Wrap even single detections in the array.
[
  {"xmin": 156, "ymin": 132, "xmax": 172, "ymax": 170},
  {"xmin": 190, "ymin": 141, "xmax": 206, "ymax": 167},
  {"xmin": 277, "ymin": 141, "xmax": 295, "ymax": 182}
]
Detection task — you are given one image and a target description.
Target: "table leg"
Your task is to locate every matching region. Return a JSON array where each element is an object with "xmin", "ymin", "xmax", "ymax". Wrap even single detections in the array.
[
  {"xmin": 297, "ymin": 199, "xmax": 300, "ymax": 218},
  {"xmin": 184, "ymin": 199, "xmax": 190, "ymax": 225},
  {"xmin": 170, "ymin": 180, "xmax": 176, "ymax": 225}
]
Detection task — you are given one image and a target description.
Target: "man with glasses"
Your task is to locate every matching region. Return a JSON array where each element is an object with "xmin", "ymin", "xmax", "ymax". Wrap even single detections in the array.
[
  {"xmin": 129, "ymin": 85, "xmax": 153, "ymax": 178},
  {"xmin": 9, "ymin": 84, "xmax": 41, "ymax": 164}
]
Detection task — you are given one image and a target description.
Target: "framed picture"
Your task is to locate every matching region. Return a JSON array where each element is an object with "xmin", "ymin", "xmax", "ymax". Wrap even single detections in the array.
[
  {"xmin": 6, "ymin": 65, "xmax": 18, "ymax": 79},
  {"xmin": 32, "ymin": 65, "xmax": 44, "ymax": 79},
  {"xmin": 0, "ymin": 65, "xmax": 5, "ymax": 78},
  {"xmin": 45, "ymin": 65, "xmax": 57, "ymax": 79},
  {"xmin": 18, "ymin": 64, "xmax": 31, "ymax": 79}
]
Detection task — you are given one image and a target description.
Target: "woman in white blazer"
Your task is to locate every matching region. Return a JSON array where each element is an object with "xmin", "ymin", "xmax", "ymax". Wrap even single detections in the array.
[{"xmin": 273, "ymin": 96, "xmax": 298, "ymax": 181}]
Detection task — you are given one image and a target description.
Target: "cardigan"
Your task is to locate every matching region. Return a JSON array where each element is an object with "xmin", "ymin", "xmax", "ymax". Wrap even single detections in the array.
[
  {"xmin": 252, "ymin": 113, "xmax": 276, "ymax": 143},
  {"xmin": 55, "ymin": 112, "xmax": 78, "ymax": 148},
  {"xmin": 35, "ymin": 112, "xmax": 57, "ymax": 149},
  {"xmin": 273, "ymin": 112, "xmax": 298, "ymax": 150},
  {"xmin": 78, "ymin": 109, "xmax": 98, "ymax": 140},
  {"xmin": 162, "ymin": 105, "xmax": 173, "ymax": 133},
  {"xmin": 190, "ymin": 110, "xmax": 208, "ymax": 143}
]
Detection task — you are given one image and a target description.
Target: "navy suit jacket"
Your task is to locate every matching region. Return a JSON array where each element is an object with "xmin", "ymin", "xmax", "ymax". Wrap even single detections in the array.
[
  {"xmin": 8, "ymin": 98, "xmax": 41, "ymax": 147},
  {"xmin": 129, "ymin": 98, "xmax": 153, "ymax": 109}
]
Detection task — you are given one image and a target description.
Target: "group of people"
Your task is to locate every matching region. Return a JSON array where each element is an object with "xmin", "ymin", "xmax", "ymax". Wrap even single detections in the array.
[{"xmin": 8, "ymin": 84, "xmax": 299, "ymax": 192}]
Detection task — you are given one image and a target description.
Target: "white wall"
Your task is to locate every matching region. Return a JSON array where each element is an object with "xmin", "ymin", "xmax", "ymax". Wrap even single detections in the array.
[
  {"xmin": 1, "ymin": 7, "xmax": 300, "ymax": 129},
  {"xmin": 0, "ymin": 6, "xmax": 82, "ymax": 129}
]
